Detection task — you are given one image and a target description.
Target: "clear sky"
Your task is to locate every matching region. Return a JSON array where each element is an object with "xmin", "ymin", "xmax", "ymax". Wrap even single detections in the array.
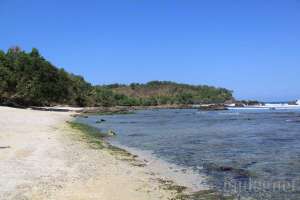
[{"xmin": 0, "ymin": 0, "xmax": 299, "ymax": 101}]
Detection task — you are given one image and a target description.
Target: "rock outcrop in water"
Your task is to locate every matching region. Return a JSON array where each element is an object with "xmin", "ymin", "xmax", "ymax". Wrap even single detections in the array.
[
  {"xmin": 289, "ymin": 100, "xmax": 300, "ymax": 105},
  {"xmin": 96, "ymin": 119, "xmax": 106, "ymax": 123},
  {"xmin": 107, "ymin": 130, "xmax": 117, "ymax": 136},
  {"xmin": 229, "ymin": 100, "xmax": 263, "ymax": 107},
  {"xmin": 199, "ymin": 104, "xmax": 228, "ymax": 111}
]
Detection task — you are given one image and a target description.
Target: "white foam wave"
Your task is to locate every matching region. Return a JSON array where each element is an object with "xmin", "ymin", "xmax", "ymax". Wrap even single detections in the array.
[{"xmin": 229, "ymin": 103, "xmax": 300, "ymax": 110}]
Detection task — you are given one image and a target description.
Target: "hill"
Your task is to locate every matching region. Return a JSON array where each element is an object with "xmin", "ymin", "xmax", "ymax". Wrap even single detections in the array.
[
  {"xmin": 0, "ymin": 47, "xmax": 234, "ymax": 107},
  {"xmin": 97, "ymin": 81, "xmax": 233, "ymax": 106}
]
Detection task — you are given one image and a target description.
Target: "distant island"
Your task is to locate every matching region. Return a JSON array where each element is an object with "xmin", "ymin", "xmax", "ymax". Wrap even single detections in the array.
[{"xmin": 0, "ymin": 47, "xmax": 234, "ymax": 107}]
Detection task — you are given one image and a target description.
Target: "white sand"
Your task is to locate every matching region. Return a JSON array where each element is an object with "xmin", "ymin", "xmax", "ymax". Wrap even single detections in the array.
[{"xmin": 0, "ymin": 106, "xmax": 177, "ymax": 200}]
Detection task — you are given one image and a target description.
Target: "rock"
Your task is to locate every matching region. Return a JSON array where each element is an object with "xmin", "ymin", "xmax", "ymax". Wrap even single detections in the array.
[
  {"xmin": 219, "ymin": 166, "xmax": 234, "ymax": 172},
  {"xmin": 96, "ymin": 119, "xmax": 106, "ymax": 123},
  {"xmin": 288, "ymin": 101, "xmax": 297, "ymax": 105},
  {"xmin": 128, "ymin": 133, "xmax": 144, "ymax": 137},
  {"xmin": 199, "ymin": 104, "xmax": 228, "ymax": 111},
  {"xmin": 246, "ymin": 100, "xmax": 261, "ymax": 106},
  {"xmin": 224, "ymin": 100, "xmax": 235, "ymax": 105},
  {"xmin": 107, "ymin": 130, "xmax": 117, "ymax": 136},
  {"xmin": 96, "ymin": 119, "xmax": 106, "ymax": 124},
  {"xmin": 234, "ymin": 102, "xmax": 245, "ymax": 107},
  {"xmin": 239, "ymin": 100, "xmax": 263, "ymax": 106}
]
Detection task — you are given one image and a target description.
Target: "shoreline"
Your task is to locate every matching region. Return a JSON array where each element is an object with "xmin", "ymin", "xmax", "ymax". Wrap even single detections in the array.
[
  {"xmin": 108, "ymin": 140, "xmax": 209, "ymax": 192},
  {"xmin": 72, "ymin": 111, "xmax": 236, "ymax": 200},
  {"xmin": 0, "ymin": 106, "xmax": 176, "ymax": 199},
  {"xmin": 0, "ymin": 106, "xmax": 233, "ymax": 200},
  {"xmin": 68, "ymin": 121, "xmax": 227, "ymax": 200}
]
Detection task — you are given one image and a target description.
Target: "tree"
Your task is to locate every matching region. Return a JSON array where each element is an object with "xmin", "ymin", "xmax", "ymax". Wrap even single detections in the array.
[{"xmin": 0, "ymin": 47, "xmax": 234, "ymax": 107}]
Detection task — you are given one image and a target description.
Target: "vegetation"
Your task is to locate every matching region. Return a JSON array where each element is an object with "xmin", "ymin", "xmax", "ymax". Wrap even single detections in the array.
[
  {"xmin": 68, "ymin": 121, "xmax": 144, "ymax": 166},
  {"xmin": 0, "ymin": 47, "xmax": 93, "ymax": 106},
  {"xmin": 0, "ymin": 47, "xmax": 234, "ymax": 107},
  {"xmin": 101, "ymin": 81, "xmax": 233, "ymax": 106},
  {"xmin": 68, "ymin": 121, "xmax": 107, "ymax": 148},
  {"xmin": 157, "ymin": 178, "xmax": 234, "ymax": 200}
]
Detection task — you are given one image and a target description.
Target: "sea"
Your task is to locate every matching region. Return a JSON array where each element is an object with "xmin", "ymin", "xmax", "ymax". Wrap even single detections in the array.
[{"xmin": 77, "ymin": 103, "xmax": 300, "ymax": 199}]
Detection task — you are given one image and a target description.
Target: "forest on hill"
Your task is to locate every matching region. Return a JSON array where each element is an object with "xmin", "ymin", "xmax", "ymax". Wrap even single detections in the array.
[{"xmin": 0, "ymin": 47, "xmax": 234, "ymax": 107}]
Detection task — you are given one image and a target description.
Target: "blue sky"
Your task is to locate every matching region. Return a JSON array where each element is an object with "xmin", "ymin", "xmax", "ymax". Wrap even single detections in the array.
[{"xmin": 0, "ymin": 0, "xmax": 299, "ymax": 101}]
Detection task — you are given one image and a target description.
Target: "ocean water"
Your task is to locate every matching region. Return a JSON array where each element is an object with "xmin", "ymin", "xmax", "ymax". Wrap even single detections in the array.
[{"xmin": 77, "ymin": 108, "xmax": 300, "ymax": 199}]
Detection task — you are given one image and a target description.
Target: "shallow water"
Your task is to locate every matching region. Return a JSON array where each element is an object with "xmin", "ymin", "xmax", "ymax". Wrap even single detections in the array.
[{"xmin": 77, "ymin": 109, "xmax": 300, "ymax": 199}]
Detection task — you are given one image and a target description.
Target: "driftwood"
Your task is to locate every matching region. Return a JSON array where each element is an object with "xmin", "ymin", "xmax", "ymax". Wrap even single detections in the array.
[
  {"xmin": 29, "ymin": 107, "xmax": 72, "ymax": 112},
  {"xmin": 0, "ymin": 146, "xmax": 11, "ymax": 149}
]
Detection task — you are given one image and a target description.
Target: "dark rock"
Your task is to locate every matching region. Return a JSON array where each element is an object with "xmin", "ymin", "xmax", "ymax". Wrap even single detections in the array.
[
  {"xmin": 128, "ymin": 133, "xmax": 145, "ymax": 137},
  {"xmin": 107, "ymin": 130, "xmax": 117, "ymax": 136},
  {"xmin": 234, "ymin": 102, "xmax": 245, "ymax": 107},
  {"xmin": 233, "ymin": 100, "xmax": 264, "ymax": 107},
  {"xmin": 288, "ymin": 101, "xmax": 297, "ymax": 105},
  {"xmin": 96, "ymin": 119, "xmax": 106, "ymax": 123},
  {"xmin": 219, "ymin": 166, "xmax": 234, "ymax": 172},
  {"xmin": 199, "ymin": 104, "xmax": 228, "ymax": 111}
]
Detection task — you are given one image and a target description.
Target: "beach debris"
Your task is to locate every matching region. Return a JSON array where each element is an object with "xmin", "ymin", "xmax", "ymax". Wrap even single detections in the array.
[
  {"xmin": 30, "ymin": 107, "xmax": 71, "ymax": 112},
  {"xmin": 107, "ymin": 130, "xmax": 117, "ymax": 136}
]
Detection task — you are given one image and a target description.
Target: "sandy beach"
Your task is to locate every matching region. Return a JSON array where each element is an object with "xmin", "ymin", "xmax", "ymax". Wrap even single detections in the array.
[{"xmin": 0, "ymin": 106, "xmax": 179, "ymax": 200}]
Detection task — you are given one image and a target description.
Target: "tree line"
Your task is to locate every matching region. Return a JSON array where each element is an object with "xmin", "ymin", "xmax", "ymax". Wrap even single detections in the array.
[{"xmin": 0, "ymin": 47, "xmax": 234, "ymax": 107}]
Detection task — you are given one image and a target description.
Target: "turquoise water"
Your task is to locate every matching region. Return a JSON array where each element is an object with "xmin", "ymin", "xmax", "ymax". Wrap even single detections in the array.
[{"xmin": 77, "ymin": 109, "xmax": 300, "ymax": 199}]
